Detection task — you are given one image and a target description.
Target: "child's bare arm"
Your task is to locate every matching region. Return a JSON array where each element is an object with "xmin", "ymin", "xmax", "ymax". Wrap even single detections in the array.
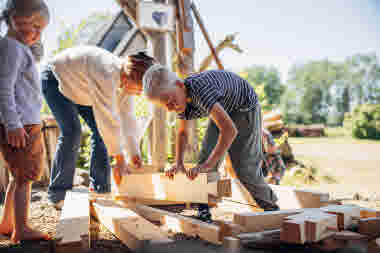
[
  {"xmin": 203, "ymin": 103, "xmax": 238, "ymax": 168},
  {"xmin": 187, "ymin": 103, "xmax": 237, "ymax": 180}
]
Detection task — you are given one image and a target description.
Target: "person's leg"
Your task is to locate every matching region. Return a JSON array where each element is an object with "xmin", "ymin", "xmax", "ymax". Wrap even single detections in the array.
[
  {"xmin": 42, "ymin": 70, "xmax": 82, "ymax": 204},
  {"xmin": 228, "ymin": 107, "xmax": 279, "ymax": 211},
  {"xmin": 0, "ymin": 177, "xmax": 16, "ymax": 235},
  {"xmin": 196, "ymin": 120, "xmax": 221, "ymax": 222},
  {"xmin": 11, "ymin": 179, "xmax": 49, "ymax": 243},
  {"xmin": 77, "ymin": 105, "xmax": 111, "ymax": 194}
]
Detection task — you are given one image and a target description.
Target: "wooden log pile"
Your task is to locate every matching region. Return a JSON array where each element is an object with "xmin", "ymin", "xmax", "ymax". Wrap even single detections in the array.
[{"xmin": 286, "ymin": 124, "xmax": 326, "ymax": 137}]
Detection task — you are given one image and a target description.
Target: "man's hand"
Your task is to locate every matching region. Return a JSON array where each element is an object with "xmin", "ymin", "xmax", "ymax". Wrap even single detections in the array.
[
  {"xmin": 186, "ymin": 163, "xmax": 211, "ymax": 180},
  {"xmin": 129, "ymin": 154, "xmax": 142, "ymax": 169},
  {"xmin": 7, "ymin": 128, "xmax": 29, "ymax": 148},
  {"xmin": 165, "ymin": 162, "xmax": 185, "ymax": 180}
]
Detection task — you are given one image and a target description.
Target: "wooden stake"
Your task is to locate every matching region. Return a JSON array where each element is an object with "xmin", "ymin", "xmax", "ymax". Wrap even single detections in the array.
[{"xmin": 190, "ymin": 2, "xmax": 224, "ymax": 70}]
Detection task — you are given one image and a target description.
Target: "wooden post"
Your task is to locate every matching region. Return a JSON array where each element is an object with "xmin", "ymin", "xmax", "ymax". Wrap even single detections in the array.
[
  {"xmin": 175, "ymin": 0, "xmax": 198, "ymax": 162},
  {"xmin": 191, "ymin": 2, "xmax": 224, "ymax": 70},
  {"xmin": 150, "ymin": 0, "xmax": 169, "ymax": 169}
]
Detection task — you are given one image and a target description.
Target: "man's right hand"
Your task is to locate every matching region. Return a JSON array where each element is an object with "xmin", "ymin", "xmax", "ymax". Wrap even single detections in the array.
[
  {"xmin": 165, "ymin": 162, "xmax": 185, "ymax": 180},
  {"xmin": 6, "ymin": 128, "xmax": 28, "ymax": 148}
]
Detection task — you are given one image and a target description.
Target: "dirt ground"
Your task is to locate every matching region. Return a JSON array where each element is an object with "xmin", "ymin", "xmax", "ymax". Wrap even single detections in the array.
[
  {"xmin": 289, "ymin": 137, "xmax": 380, "ymax": 209},
  {"xmin": 0, "ymin": 136, "xmax": 378, "ymax": 252}
]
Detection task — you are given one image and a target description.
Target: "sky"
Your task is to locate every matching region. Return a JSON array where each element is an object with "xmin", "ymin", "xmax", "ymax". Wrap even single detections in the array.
[{"xmin": 3, "ymin": 0, "xmax": 380, "ymax": 81}]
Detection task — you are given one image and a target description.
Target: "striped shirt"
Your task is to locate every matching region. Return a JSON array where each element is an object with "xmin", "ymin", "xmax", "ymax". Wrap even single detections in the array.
[{"xmin": 178, "ymin": 70, "xmax": 258, "ymax": 120}]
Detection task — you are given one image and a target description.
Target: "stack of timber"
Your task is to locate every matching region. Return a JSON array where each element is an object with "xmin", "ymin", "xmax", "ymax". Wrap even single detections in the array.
[
  {"xmin": 233, "ymin": 204, "xmax": 380, "ymax": 249},
  {"xmin": 286, "ymin": 124, "xmax": 326, "ymax": 137},
  {"xmin": 57, "ymin": 178, "xmax": 380, "ymax": 253},
  {"xmin": 263, "ymin": 111, "xmax": 284, "ymax": 133}
]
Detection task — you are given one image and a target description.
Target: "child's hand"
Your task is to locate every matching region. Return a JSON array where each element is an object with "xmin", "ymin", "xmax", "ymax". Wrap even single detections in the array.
[
  {"xmin": 165, "ymin": 163, "xmax": 185, "ymax": 180},
  {"xmin": 6, "ymin": 128, "xmax": 29, "ymax": 148},
  {"xmin": 112, "ymin": 154, "xmax": 131, "ymax": 186}
]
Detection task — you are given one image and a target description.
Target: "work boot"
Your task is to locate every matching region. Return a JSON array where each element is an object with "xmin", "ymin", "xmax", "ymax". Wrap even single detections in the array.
[
  {"xmin": 254, "ymin": 198, "xmax": 280, "ymax": 211},
  {"xmin": 197, "ymin": 204, "xmax": 213, "ymax": 223}
]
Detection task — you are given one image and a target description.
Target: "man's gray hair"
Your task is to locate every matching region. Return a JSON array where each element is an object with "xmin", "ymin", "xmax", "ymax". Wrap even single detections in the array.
[{"xmin": 142, "ymin": 64, "xmax": 179, "ymax": 98}]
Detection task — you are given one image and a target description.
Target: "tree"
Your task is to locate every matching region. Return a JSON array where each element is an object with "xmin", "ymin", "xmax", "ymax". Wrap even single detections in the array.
[
  {"xmin": 242, "ymin": 65, "xmax": 285, "ymax": 109},
  {"xmin": 52, "ymin": 12, "xmax": 112, "ymax": 55}
]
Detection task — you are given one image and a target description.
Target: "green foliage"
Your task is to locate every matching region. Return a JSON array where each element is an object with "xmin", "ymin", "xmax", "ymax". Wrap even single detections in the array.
[
  {"xmin": 283, "ymin": 53, "xmax": 380, "ymax": 126},
  {"xmin": 77, "ymin": 130, "xmax": 92, "ymax": 170},
  {"xmin": 346, "ymin": 104, "xmax": 380, "ymax": 140},
  {"xmin": 52, "ymin": 12, "xmax": 112, "ymax": 55},
  {"xmin": 241, "ymin": 66, "xmax": 285, "ymax": 109}
]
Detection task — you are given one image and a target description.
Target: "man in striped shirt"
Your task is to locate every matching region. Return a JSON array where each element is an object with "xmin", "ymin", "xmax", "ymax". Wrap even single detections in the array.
[{"xmin": 143, "ymin": 66, "xmax": 279, "ymax": 220}]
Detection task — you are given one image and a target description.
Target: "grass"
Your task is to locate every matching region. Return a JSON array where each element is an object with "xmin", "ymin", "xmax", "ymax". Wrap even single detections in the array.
[{"xmin": 281, "ymin": 157, "xmax": 338, "ymax": 187}]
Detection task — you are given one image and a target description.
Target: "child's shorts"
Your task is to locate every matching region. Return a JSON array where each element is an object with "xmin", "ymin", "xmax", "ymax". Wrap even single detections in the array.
[{"xmin": 0, "ymin": 124, "xmax": 44, "ymax": 184}]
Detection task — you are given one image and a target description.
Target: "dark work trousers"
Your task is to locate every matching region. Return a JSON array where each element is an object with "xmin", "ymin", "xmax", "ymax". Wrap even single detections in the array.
[{"xmin": 198, "ymin": 104, "xmax": 278, "ymax": 211}]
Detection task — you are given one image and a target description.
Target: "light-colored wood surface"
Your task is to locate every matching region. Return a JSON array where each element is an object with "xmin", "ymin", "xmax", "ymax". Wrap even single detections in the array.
[
  {"xmin": 270, "ymin": 184, "xmax": 330, "ymax": 209},
  {"xmin": 281, "ymin": 210, "xmax": 338, "ymax": 244},
  {"xmin": 118, "ymin": 199, "xmax": 222, "ymax": 244},
  {"xmin": 115, "ymin": 172, "xmax": 229, "ymax": 203},
  {"xmin": 320, "ymin": 204, "xmax": 361, "ymax": 230},
  {"xmin": 234, "ymin": 209, "xmax": 302, "ymax": 233},
  {"xmin": 55, "ymin": 189, "xmax": 89, "ymax": 246},
  {"xmin": 93, "ymin": 200, "xmax": 172, "ymax": 251}
]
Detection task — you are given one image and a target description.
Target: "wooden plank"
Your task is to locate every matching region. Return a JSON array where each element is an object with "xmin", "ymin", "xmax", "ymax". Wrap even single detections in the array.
[
  {"xmin": 358, "ymin": 217, "xmax": 380, "ymax": 236},
  {"xmin": 281, "ymin": 210, "xmax": 338, "ymax": 244},
  {"xmin": 280, "ymin": 219, "xmax": 306, "ymax": 244},
  {"xmin": 233, "ymin": 209, "xmax": 303, "ymax": 232},
  {"xmin": 55, "ymin": 189, "xmax": 89, "ymax": 252},
  {"xmin": 320, "ymin": 204, "xmax": 361, "ymax": 230},
  {"xmin": 118, "ymin": 199, "xmax": 222, "ymax": 244},
  {"xmin": 93, "ymin": 200, "xmax": 172, "ymax": 251},
  {"xmin": 190, "ymin": 2, "xmax": 224, "ymax": 70},
  {"xmin": 115, "ymin": 195, "xmax": 186, "ymax": 206},
  {"xmin": 216, "ymin": 220, "xmax": 247, "ymax": 241},
  {"xmin": 270, "ymin": 184, "xmax": 330, "ymax": 209},
  {"xmin": 115, "ymin": 172, "xmax": 230, "ymax": 204}
]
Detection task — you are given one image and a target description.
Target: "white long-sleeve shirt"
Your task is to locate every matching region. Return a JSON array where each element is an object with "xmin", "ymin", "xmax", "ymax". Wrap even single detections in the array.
[{"xmin": 48, "ymin": 46, "xmax": 151, "ymax": 157}]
